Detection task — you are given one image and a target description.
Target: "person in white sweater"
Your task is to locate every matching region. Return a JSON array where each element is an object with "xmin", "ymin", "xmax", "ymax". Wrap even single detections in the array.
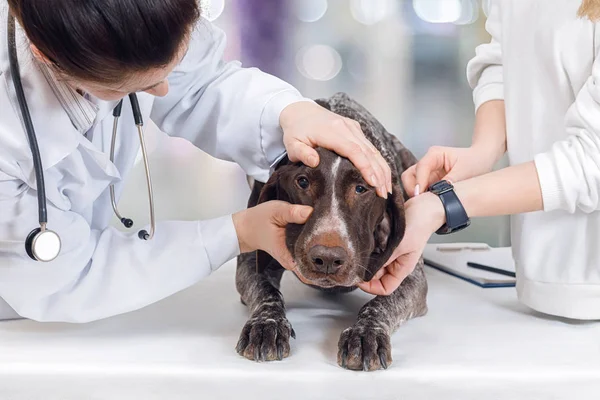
[{"xmin": 359, "ymin": 0, "xmax": 600, "ymax": 320}]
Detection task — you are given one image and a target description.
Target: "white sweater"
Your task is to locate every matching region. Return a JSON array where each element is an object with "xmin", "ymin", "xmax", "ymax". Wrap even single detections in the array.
[{"xmin": 467, "ymin": 0, "xmax": 600, "ymax": 320}]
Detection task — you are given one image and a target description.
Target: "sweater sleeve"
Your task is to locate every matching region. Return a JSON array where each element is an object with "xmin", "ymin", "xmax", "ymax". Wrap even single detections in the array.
[
  {"xmin": 534, "ymin": 53, "xmax": 600, "ymax": 213},
  {"xmin": 466, "ymin": 0, "xmax": 504, "ymax": 111}
]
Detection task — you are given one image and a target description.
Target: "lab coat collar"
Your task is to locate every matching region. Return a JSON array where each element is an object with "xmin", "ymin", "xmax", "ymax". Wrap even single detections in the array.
[
  {"xmin": 0, "ymin": 13, "xmax": 80, "ymax": 172},
  {"xmin": 0, "ymin": 11, "xmax": 120, "ymax": 194},
  {"xmin": 37, "ymin": 62, "xmax": 99, "ymax": 135}
]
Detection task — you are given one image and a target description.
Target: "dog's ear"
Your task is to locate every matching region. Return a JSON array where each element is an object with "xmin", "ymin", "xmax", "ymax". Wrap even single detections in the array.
[
  {"xmin": 254, "ymin": 157, "xmax": 292, "ymax": 273},
  {"xmin": 365, "ymin": 179, "xmax": 406, "ymax": 281}
]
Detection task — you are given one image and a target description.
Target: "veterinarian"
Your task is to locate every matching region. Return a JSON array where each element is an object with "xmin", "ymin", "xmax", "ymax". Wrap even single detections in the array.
[
  {"xmin": 360, "ymin": 0, "xmax": 600, "ymax": 320},
  {"xmin": 0, "ymin": 0, "xmax": 393, "ymax": 322}
]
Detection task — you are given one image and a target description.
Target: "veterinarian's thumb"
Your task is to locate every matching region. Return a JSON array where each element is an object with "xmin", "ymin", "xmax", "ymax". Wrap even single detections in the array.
[
  {"xmin": 275, "ymin": 204, "xmax": 314, "ymax": 226},
  {"xmin": 289, "ymin": 141, "xmax": 320, "ymax": 168},
  {"xmin": 415, "ymin": 149, "xmax": 443, "ymax": 195}
]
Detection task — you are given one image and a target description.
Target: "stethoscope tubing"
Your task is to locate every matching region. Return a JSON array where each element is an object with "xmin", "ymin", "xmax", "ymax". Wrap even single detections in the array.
[{"xmin": 7, "ymin": 14, "xmax": 48, "ymax": 228}]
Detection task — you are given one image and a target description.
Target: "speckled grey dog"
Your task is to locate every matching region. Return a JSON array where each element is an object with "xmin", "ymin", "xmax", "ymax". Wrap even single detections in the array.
[{"xmin": 235, "ymin": 92, "xmax": 428, "ymax": 371}]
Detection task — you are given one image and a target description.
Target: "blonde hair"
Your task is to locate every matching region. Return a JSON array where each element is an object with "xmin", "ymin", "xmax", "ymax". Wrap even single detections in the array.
[{"xmin": 578, "ymin": 0, "xmax": 600, "ymax": 21}]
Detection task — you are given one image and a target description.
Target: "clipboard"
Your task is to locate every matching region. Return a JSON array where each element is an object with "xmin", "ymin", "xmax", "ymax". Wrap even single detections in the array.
[{"xmin": 422, "ymin": 243, "xmax": 516, "ymax": 288}]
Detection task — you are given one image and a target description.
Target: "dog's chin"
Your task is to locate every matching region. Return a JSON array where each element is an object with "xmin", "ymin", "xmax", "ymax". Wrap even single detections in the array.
[{"xmin": 292, "ymin": 266, "xmax": 363, "ymax": 289}]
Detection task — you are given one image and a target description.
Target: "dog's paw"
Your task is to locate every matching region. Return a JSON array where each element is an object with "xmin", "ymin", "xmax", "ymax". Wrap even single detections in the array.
[
  {"xmin": 337, "ymin": 325, "xmax": 392, "ymax": 371},
  {"xmin": 236, "ymin": 315, "xmax": 295, "ymax": 362}
]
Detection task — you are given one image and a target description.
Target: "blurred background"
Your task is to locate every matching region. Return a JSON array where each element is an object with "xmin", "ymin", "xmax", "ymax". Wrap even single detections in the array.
[{"xmin": 115, "ymin": 0, "xmax": 510, "ymax": 247}]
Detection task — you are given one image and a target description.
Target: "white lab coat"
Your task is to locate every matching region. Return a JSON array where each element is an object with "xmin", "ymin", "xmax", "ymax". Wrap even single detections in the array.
[{"xmin": 0, "ymin": 11, "xmax": 308, "ymax": 322}]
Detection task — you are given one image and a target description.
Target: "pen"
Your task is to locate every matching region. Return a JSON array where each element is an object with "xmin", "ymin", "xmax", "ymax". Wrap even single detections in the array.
[{"xmin": 466, "ymin": 261, "xmax": 516, "ymax": 278}]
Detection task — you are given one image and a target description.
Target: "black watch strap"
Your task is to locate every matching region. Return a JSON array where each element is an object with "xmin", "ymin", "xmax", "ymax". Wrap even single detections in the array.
[{"xmin": 428, "ymin": 181, "xmax": 470, "ymax": 235}]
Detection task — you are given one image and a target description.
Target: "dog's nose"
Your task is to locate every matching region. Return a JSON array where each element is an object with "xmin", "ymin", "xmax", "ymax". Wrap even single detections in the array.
[{"xmin": 308, "ymin": 245, "xmax": 347, "ymax": 274}]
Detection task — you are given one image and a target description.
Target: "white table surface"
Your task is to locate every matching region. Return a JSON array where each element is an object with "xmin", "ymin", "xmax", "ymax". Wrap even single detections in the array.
[{"xmin": 0, "ymin": 259, "xmax": 598, "ymax": 400}]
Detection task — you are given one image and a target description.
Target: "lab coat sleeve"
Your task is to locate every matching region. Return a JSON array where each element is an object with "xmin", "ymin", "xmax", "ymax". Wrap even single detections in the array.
[
  {"xmin": 0, "ymin": 178, "xmax": 240, "ymax": 323},
  {"xmin": 533, "ymin": 52, "xmax": 600, "ymax": 213},
  {"xmin": 150, "ymin": 19, "xmax": 312, "ymax": 183},
  {"xmin": 466, "ymin": 0, "xmax": 504, "ymax": 111}
]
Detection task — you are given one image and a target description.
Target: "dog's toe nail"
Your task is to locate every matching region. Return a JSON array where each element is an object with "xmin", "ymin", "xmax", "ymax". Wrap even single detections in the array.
[
  {"xmin": 362, "ymin": 358, "xmax": 369, "ymax": 372},
  {"xmin": 341, "ymin": 348, "xmax": 348, "ymax": 368},
  {"xmin": 235, "ymin": 339, "xmax": 247, "ymax": 354},
  {"xmin": 378, "ymin": 349, "xmax": 388, "ymax": 369},
  {"xmin": 291, "ymin": 328, "xmax": 296, "ymax": 339},
  {"xmin": 254, "ymin": 346, "xmax": 261, "ymax": 362}
]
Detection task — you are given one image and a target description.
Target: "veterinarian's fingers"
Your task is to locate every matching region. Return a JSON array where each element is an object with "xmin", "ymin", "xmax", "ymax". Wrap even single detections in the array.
[
  {"xmin": 345, "ymin": 119, "xmax": 391, "ymax": 197},
  {"xmin": 359, "ymin": 259, "xmax": 413, "ymax": 296},
  {"xmin": 401, "ymin": 165, "xmax": 418, "ymax": 197},
  {"xmin": 288, "ymin": 141, "xmax": 320, "ymax": 168},
  {"xmin": 373, "ymin": 267, "xmax": 387, "ymax": 280},
  {"xmin": 379, "ymin": 156, "xmax": 393, "ymax": 195},
  {"xmin": 273, "ymin": 247, "xmax": 297, "ymax": 271},
  {"xmin": 370, "ymin": 156, "xmax": 388, "ymax": 199},
  {"xmin": 315, "ymin": 132, "xmax": 380, "ymax": 189},
  {"xmin": 274, "ymin": 204, "xmax": 314, "ymax": 226},
  {"xmin": 380, "ymin": 260, "xmax": 413, "ymax": 294},
  {"xmin": 344, "ymin": 118, "xmax": 375, "ymax": 151}
]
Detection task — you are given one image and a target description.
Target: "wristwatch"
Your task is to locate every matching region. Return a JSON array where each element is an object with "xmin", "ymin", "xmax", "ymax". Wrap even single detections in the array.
[{"xmin": 428, "ymin": 180, "xmax": 470, "ymax": 235}]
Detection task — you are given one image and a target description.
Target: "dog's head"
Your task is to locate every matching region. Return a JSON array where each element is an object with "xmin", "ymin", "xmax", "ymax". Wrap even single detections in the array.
[{"xmin": 257, "ymin": 94, "xmax": 412, "ymax": 288}]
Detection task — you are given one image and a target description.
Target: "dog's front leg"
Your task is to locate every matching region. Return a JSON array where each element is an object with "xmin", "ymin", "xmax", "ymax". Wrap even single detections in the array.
[
  {"xmin": 235, "ymin": 252, "xmax": 293, "ymax": 362},
  {"xmin": 338, "ymin": 260, "xmax": 428, "ymax": 371}
]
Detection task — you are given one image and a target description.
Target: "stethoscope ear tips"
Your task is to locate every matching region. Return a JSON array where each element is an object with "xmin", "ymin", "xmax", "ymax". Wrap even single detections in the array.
[
  {"xmin": 120, "ymin": 218, "xmax": 150, "ymax": 240},
  {"xmin": 121, "ymin": 218, "xmax": 134, "ymax": 228},
  {"xmin": 26, "ymin": 228, "xmax": 61, "ymax": 262}
]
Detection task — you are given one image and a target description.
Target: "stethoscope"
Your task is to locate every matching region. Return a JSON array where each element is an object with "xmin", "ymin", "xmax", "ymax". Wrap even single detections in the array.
[{"xmin": 7, "ymin": 15, "xmax": 156, "ymax": 263}]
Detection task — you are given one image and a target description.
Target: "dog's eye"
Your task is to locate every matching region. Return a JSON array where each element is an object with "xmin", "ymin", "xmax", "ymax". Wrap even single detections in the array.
[
  {"xmin": 355, "ymin": 185, "xmax": 367, "ymax": 194},
  {"xmin": 296, "ymin": 177, "xmax": 310, "ymax": 190}
]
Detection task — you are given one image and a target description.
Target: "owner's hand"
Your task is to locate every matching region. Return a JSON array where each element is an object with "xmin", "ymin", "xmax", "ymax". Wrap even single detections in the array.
[
  {"xmin": 232, "ymin": 201, "xmax": 313, "ymax": 270},
  {"xmin": 402, "ymin": 145, "xmax": 498, "ymax": 198},
  {"xmin": 359, "ymin": 193, "xmax": 445, "ymax": 296},
  {"xmin": 280, "ymin": 101, "xmax": 392, "ymax": 198}
]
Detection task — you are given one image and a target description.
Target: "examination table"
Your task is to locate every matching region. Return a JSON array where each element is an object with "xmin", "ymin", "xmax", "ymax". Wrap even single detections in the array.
[
  {"xmin": 0, "ymin": 260, "xmax": 598, "ymax": 400},
  {"xmin": 1, "ymin": 127, "xmax": 597, "ymax": 399}
]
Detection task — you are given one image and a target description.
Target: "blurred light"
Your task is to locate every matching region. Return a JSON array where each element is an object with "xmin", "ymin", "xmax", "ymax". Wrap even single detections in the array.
[
  {"xmin": 454, "ymin": 0, "xmax": 479, "ymax": 25},
  {"xmin": 347, "ymin": 48, "xmax": 383, "ymax": 83},
  {"xmin": 347, "ymin": 49, "xmax": 368, "ymax": 82},
  {"xmin": 350, "ymin": 0, "xmax": 397, "ymax": 25},
  {"xmin": 375, "ymin": 24, "xmax": 405, "ymax": 59},
  {"xmin": 482, "ymin": 0, "xmax": 492, "ymax": 15},
  {"xmin": 294, "ymin": 0, "xmax": 328, "ymax": 22},
  {"xmin": 413, "ymin": 0, "xmax": 462, "ymax": 23},
  {"xmin": 204, "ymin": 0, "xmax": 225, "ymax": 21},
  {"xmin": 296, "ymin": 45, "xmax": 342, "ymax": 81}
]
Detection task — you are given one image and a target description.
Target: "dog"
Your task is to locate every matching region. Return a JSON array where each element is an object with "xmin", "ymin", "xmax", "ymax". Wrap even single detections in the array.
[{"xmin": 235, "ymin": 93, "xmax": 428, "ymax": 371}]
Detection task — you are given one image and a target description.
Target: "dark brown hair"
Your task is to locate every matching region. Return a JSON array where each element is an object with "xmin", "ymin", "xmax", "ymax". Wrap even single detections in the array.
[{"xmin": 8, "ymin": 0, "xmax": 200, "ymax": 84}]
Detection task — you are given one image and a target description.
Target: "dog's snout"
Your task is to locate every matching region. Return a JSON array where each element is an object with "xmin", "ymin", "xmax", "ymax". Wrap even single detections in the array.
[{"xmin": 308, "ymin": 245, "xmax": 347, "ymax": 274}]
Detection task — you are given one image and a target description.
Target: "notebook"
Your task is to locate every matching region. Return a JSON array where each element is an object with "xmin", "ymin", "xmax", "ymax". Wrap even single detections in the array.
[{"xmin": 422, "ymin": 242, "xmax": 516, "ymax": 288}]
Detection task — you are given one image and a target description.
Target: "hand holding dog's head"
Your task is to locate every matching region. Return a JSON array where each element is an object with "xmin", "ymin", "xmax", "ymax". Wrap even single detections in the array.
[{"xmin": 255, "ymin": 147, "xmax": 405, "ymax": 288}]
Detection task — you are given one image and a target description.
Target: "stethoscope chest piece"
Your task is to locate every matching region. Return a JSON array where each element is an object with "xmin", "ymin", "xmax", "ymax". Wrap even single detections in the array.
[{"xmin": 25, "ymin": 228, "xmax": 61, "ymax": 262}]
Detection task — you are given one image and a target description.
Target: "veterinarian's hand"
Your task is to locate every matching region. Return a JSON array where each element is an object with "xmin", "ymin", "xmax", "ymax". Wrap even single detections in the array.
[
  {"xmin": 358, "ymin": 193, "xmax": 445, "ymax": 296},
  {"xmin": 232, "ymin": 201, "xmax": 313, "ymax": 270},
  {"xmin": 401, "ymin": 146, "xmax": 498, "ymax": 198},
  {"xmin": 280, "ymin": 101, "xmax": 392, "ymax": 198}
]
